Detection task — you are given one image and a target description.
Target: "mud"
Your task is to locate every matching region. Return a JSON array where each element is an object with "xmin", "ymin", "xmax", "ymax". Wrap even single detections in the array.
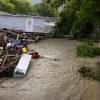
[{"xmin": 0, "ymin": 38, "xmax": 100, "ymax": 100}]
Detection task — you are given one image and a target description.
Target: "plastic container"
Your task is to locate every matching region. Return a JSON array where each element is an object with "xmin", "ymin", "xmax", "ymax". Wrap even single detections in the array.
[{"xmin": 22, "ymin": 47, "xmax": 27, "ymax": 53}]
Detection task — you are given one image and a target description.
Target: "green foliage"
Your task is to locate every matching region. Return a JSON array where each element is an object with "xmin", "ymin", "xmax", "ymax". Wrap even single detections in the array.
[
  {"xmin": 71, "ymin": 0, "xmax": 97, "ymax": 39},
  {"xmin": 42, "ymin": 0, "xmax": 67, "ymax": 17},
  {"xmin": 54, "ymin": 0, "xmax": 100, "ymax": 39},
  {"xmin": 0, "ymin": 0, "xmax": 15, "ymax": 13},
  {"xmin": 76, "ymin": 44, "xmax": 100, "ymax": 57},
  {"xmin": 43, "ymin": 0, "xmax": 66, "ymax": 8},
  {"xmin": 0, "ymin": 0, "xmax": 33, "ymax": 15},
  {"xmin": 54, "ymin": 0, "xmax": 83, "ymax": 35},
  {"xmin": 76, "ymin": 44, "xmax": 94, "ymax": 57},
  {"xmin": 78, "ymin": 66, "xmax": 100, "ymax": 81},
  {"xmin": 78, "ymin": 67, "xmax": 92, "ymax": 78},
  {"xmin": 32, "ymin": 2, "xmax": 57, "ymax": 17},
  {"xmin": 10, "ymin": 0, "xmax": 32, "ymax": 15},
  {"xmin": 0, "ymin": 0, "xmax": 57, "ymax": 17},
  {"xmin": 71, "ymin": 17, "xmax": 93, "ymax": 39}
]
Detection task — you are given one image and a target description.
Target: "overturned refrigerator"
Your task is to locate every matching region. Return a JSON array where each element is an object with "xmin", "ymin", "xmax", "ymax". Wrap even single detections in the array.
[{"xmin": 14, "ymin": 54, "xmax": 32, "ymax": 77}]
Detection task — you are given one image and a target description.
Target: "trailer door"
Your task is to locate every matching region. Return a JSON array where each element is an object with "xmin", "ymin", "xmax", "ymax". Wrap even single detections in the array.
[{"xmin": 26, "ymin": 18, "xmax": 33, "ymax": 32}]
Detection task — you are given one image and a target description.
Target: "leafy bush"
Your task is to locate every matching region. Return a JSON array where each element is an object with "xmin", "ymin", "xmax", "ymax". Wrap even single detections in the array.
[
  {"xmin": 76, "ymin": 44, "xmax": 100, "ymax": 57},
  {"xmin": 78, "ymin": 66, "xmax": 100, "ymax": 81},
  {"xmin": 78, "ymin": 67, "xmax": 92, "ymax": 78},
  {"xmin": 76, "ymin": 44, "xmax": 94, "ymax": 57},
  {"xmin": 71, "ymin": 16, "xmax": 94, "ymax": 39}
]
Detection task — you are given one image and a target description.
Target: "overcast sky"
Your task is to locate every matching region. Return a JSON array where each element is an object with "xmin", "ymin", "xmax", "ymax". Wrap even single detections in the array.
[{"xmin": 32, "ymin": 0, "xmax": 41, "ymax": 4}]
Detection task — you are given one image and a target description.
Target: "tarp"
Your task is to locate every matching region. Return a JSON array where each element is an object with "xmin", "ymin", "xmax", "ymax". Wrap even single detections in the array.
[{"xmin": 12, "ymin": 40, "xmax": 21, "ymax": 45}]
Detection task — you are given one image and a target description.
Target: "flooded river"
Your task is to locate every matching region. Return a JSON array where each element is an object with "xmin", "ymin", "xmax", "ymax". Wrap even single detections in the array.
[{"xmin": 0, "ymin": 38, "xmax": 100, "ymax": 100}]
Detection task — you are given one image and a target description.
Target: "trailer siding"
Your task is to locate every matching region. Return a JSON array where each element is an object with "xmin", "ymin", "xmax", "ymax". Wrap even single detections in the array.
[
  {"xmin": 0, "ymin": 15, "xmax": 26, "ymax": 31},
  {"xmin": 0, "ymin": 12, "xmax": 57, "ymax": 33}
]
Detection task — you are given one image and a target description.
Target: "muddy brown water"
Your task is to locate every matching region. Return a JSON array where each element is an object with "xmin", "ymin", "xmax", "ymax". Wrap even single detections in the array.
[{"xmin": 0, "ymin": 38, "xmax": 100, "ymax": 100}]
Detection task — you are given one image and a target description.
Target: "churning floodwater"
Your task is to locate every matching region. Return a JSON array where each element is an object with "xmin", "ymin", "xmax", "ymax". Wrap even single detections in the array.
[{"xmin": 0, "ymin": 38, "xmax": 100, "ymax": 100}]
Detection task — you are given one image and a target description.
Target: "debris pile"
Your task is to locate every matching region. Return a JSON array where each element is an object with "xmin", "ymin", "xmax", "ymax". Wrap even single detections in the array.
[
  {"xmin": 0, "ymin": 28, "xmax": 49, "ymax": 44},
  {"xmin": 0, "ymin": 29, "xmax": 41, "ymax": 78},
  {"xmin": 0, "ymin": 32, "xmax": 20, "ymax": 77}
]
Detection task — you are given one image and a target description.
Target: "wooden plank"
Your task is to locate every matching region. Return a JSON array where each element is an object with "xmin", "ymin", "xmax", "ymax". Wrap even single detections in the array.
[{"xmin": 0, "ymin": 56, "xmax": 19, "ymax": 74}]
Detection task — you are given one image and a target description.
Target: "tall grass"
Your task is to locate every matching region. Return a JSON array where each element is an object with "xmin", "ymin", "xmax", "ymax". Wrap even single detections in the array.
[
  {"xmin": 76, "ymin": 44, "xmax": 100, "ymax": 57},
  {"xmin": 78, "ymin": 66, "xmax": 100, "ymax": 81}
]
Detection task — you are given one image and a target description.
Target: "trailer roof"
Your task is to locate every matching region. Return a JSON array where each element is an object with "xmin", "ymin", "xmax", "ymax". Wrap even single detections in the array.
[{"xmin": 0, "ymin": 11, "xmax": 58, "ymax": 20}]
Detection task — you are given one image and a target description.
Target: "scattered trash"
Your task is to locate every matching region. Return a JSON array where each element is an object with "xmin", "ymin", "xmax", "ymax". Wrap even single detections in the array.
[
  {"xmin": 0, "ymin": 28, "xmax": 43, "ymax": 78},
  {"xmin": 22, "ymin": 47, "xmax": 27, "ymax": 53},
  {"xmin": 31, "ymin": 52, "xmax": 40, "ymax": 59}
]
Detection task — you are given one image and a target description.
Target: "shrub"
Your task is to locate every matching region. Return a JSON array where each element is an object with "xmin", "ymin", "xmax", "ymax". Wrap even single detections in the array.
[
  {"xmin": 76, "ymin": 44, "xmax": 100, "ymax": 57},
  {"xmin": 78, "ymin": 66, "xmax": 100, "ymax": 81},
  {"xmin": 76, "ymin": 44, "xmax": 94, "ymax": 57},
  {"xmin": 71, "ymin": 17, "xmax": 93, "ymax": 39},
  {"xmin": 78, "ymin": 67, "xmax": 92, "ymax": 78},
  {"xmin": 93, "ymin": 47, "xmax": 100, "ymax": 55}
]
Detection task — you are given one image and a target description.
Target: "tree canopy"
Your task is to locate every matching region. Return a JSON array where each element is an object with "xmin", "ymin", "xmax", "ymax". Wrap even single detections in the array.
[
  {"xmin": 0, "ymin": 0, "xmax": 32, "ymax": 14},
  {"xmin": 0, "ymin": 0, "xmax": 57, "ymax": 17},
  {"xmin": 53, "ymin": 0, "xmax": 100, "ymax": 39},
  {"xmin": 32, "ymin": 2, "xmax": 57, "ymax": 17}
]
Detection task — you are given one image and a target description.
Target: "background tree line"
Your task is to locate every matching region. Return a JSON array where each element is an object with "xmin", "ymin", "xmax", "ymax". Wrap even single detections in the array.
[{"xmin": 0, "ymin": 0, "xmax": 57, "ymax": 17}]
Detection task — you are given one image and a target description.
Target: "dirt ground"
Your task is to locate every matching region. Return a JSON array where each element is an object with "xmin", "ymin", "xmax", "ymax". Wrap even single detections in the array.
[{"xmin": 0, "ymin": 38, "xmax": 100, "ymax": 100}]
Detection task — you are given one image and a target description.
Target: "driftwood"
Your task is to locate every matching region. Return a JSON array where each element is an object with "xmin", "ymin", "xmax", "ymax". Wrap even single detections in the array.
[
  {"xmin": 1, "ymin": 50, "xmax": 8, "ymax": 68},
  {"xmin": 0, "ymin": 56, "xmax": 20, "ymax": 74},
  {"xmin": 0, "ymin": 28, "xmax": 49, "ymax": 76}
]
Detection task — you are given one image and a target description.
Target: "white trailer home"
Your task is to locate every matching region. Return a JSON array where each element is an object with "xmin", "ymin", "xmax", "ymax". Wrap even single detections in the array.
[{"xmin": 0, "ymin": 11, "xmax": 57, "ymax": 33}]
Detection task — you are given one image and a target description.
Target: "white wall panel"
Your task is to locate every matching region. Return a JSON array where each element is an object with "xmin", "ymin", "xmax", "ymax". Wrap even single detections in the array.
[{"xmin": 0, "ymin": 15, "xmax": 26, "ymax": 31}]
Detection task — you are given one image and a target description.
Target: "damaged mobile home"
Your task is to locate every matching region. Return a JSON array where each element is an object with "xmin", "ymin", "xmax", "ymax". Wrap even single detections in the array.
[{"xmin": 0, "ymin": 11, "xmax": 57, "ymax": 34}]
